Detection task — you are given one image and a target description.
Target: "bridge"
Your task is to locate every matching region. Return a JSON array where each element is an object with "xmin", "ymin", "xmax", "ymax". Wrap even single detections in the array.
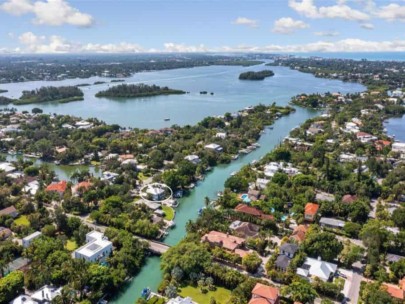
[{"xmin": 147, "ymin": 240, "xmax": 171, "ymax": 254}]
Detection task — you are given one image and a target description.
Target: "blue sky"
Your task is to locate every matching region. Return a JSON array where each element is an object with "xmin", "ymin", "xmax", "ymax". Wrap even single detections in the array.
[{"xmin": 1, "ymin": 0, "xmax": 405, "ymax": 53}]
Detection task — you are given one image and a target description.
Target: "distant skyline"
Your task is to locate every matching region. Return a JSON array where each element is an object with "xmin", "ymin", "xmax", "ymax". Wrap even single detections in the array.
[{"xmin": 1, "ymin": 0, "xmax": 405, "ymax": 53}]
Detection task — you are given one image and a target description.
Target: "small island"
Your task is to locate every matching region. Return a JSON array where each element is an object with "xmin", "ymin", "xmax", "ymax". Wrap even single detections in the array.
[
  {"xmin": 95, "ymin": 83, "xmax": 186, "ymax": 98},
  {"xmin": 239, "ymin": 70, "xmax": 274, "ymax": 80},
  {"xmin": 14, "ymin": 86, "xmax": 84, "ymax": 105},
  {"xmin": 0, "ymin": 89, "xmax": 8, "ymax": 93}
]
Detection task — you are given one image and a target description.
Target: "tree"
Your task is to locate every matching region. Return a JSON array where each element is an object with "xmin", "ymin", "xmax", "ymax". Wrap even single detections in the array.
[
  {"xmin": 390, "ymin": 259, "xmax": 405, "ymax": 280},
  {"xmin": 303, "ymin": 228, "xmax": 343, "ymax": 262},
  {"xmin": 242, "ymin": 252, "xmax": 262, "ymax": 273},
  {"xmin": 392, "ymin": 208, "xmax": 405, "ymax": 229},
  {"xmin": 343, "ymin": 222, "xmax": 362, "ymax": 238},
  {"xmin": 282, "ymin": 279, "xmax": 318, "ymax": 304},
  {"xmin": 339, "ymin": 241, "xmax": 364, "ymax": 268},
  {"xmin": 0, "ymin": 271, "xmax": 24, "ymax": 303},
  {"xmin": 32, "ymin": 107, "xmax": 43, "ymax": 114},
  {"xmin": 165, "ymin": 284, "xmax": 177, "ymax": 299},
  {"xmin": 224, "ymin": 175, "xmax": 248, "ymax": 192}
]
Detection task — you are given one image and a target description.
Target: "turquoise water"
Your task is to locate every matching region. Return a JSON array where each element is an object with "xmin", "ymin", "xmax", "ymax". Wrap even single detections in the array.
[
  {"xmin": 0, "ymin": 63, "xmax": 364, "ymax": 129},
  {"xmin": 241, "ymin": 194, "xmax": 251, "ymax": 203}
]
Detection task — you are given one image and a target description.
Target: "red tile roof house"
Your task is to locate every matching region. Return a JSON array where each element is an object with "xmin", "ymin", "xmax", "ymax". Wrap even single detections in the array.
[
  {"xmin": 72, "ymin": 181, "xmax": 93, "ymax": 195},
  {"xmin": 375, "ymin": 140, "xmax": 391, "ymax": 151},
  {"xmin": 304, "ymin": 203, "xmax": 319, "ymax": 222},
  {"xmin": 0, "ymin": 206, "xmax": 19, "ymax": 219},
  {"xmin": 342, "ymin": 194, "xmax": 358, "ymax": 204},
  {"xmin": 249, "ymin": 283, "xmax": 280, "ymax": 304},
  {"xmin": 201, "ymin": 230, "xmax": 250, "ymax": 258},
  {"xmin": 235, "ymin": 204, "xmax": 274, "ymax": 221},
  {"xmin": 46, "ymin": 180, "xmax": 68, "ymax": 197},
  {"xmin": 290, "ymin": 225, "xmax": 309, "ymax": 243}
]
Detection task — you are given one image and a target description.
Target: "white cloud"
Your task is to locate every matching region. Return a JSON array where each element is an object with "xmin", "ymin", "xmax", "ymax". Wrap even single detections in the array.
[
  {"xmin": 314, "ymin": 30, "xmax": 339, "ymax": 37},
  {"xmin": 272, "ymin": 17, "xmax": 309, "ymax": 34},
  {"xmin": 288, "ymin": 0, "xmax": 369, "ymax": 21},
  {"xmin": 376, "ymin": 3, "xmax": 405, "ymax": 22},
  {"xmin": 0, "ymin": 0, "xmax": 94, "ymax": 27},
  {"xmin": 232, "ymin": 17, "xmax": 258, "ymax": 28},
  {"xmin": 163, "ymin": 43, "xmax": 208, "ymax": 52},
  {"xmin": 361, "ymin": 23, "xmax": 374, "ymax": 29}
]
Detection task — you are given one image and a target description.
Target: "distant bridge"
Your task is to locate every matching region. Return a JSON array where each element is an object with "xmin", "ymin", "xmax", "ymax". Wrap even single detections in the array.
[{"xmin": 147, "ymin": 240, "xmax": 171, "ymax": 254}]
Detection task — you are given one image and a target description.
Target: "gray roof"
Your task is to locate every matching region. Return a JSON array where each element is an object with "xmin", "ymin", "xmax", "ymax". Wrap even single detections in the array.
[
  {"xmin": 320, "ymin": 217, "xmax": 345, "ymax": 228},
  {"xmin": 280, "ymin": 243, "xmax": 299, "ymax": 255},
  {"xmin": 386, "ymin": 253, "xmax": 405, "ymax": 263},
  {"xmin": 275, "ymin": 255, "xmax": 291, "ymax": 269}
]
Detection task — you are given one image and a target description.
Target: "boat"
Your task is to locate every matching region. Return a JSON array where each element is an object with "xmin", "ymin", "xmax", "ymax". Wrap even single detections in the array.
[
  {"xmin": 141, "ymin": 287, "xmax": 151, "ymax": 299},
  {"xmin": 231, "ymin": 154, "xmax": 239, "ymax": 160},
  {"xmin": 217, "ymin": 191, "xmax": 223, "ymax": 197},
  {"xmin": 8, "ymin": 150, "xmax": 16, "ymax": 156},
  {"xmin": 164, "ymin": 118, "xmax": 170, "ymax": 121},
  {"xmin": 230, "ymin": 171, "xmax": 237, "ymax": 176},
  {"xmin": 251, "ymin": 159, "xmax": 257, "ymax": 165}
]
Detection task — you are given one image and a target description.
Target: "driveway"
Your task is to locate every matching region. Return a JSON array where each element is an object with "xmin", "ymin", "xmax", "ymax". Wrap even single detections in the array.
[{"xmin": 339, "ymin": 268, "xmax": 363, "ymax": 304}]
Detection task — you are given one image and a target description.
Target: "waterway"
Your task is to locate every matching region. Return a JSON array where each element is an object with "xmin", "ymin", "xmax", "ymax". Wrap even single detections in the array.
[
  {"xmin": 0, "ymin": 63, "xmax": 366, "ymax": 303},
  {"xmin": 0, "ymin": 63, "xmax": 364, "ymax": 129},
  {"xmin": 385, "ymin": 115, "xmax": 405, "ymax": 142}
]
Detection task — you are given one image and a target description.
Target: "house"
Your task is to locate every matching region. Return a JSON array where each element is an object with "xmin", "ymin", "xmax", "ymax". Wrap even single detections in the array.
[
  {"xmin": 306, "ymin": 127, "xmax": 323, "ymax": 136},
  {"xmin": 75, "ymin": 120, "xmax": 93, "ymax": 129},
  {"xmin": 315, "ymin": 191, "xmax": 335, "ymax": 202},
  {"xmin": 383, "ymin": 282, "xmax": 405, "ymax": 301},
  {"xmin": 304, "ymin": 203, "xmax": 319, "ymax": 222},
  {"xmin": 0, "ymin": 205, "xmax": 18, "ymax": 218},
  {"xmin": 249, "ymin": 283, "xmax": 280, "ymax": 304},
  {"xmin": 297, "ymin": 257, "xmax": 337, "ymax": 281},
  {"xmin": 167, "ymin": 296, "xmax": 196, "ymax": 304},
  {"xmin": 0, "ymin": 162, "xmax": 16, "ymax": 173},
  {"xmin": 256, "ymin": 178, "xmax": 270, "ymax": 190},
  {"xmin": 74, "ymin": 231, "xmax": 113, "ymax": 263},
  {"xmin": 386, "ymin": 253, "xmax": 405, "ymax": 264},
  {"xmin": 102, "ymin": 171, "xmax": 119, "ymax": 182},
  {"xmin": 204, "ymin": 143, "xmax": 223, "ymax": 152},
  {"xmin": 45, "ymin": 180, "xmax": 67, "ymax": 196},
  {"xmin": 146, "ymin": 184, "xmax": 165, "ymax": 201},
  {"xmin": 392, "ymin": 142, "xmax": 405, "ymax": 153},
  {"xmin": 23, "ymin": 180, "xmax": 40, "ymax": 195},
  {"xmin": 72, "ymin": 181, "xmax": 93, "ymax": 195},
  {"xmin": 215, "ymin": 132, "xmax": 227, "ymax": 139},
  {"xmin": 31, "ymin": 285, "xmax": 62, "ymax": 303},
  {"xmin": 0, "ymin": 227, "xmax": 12, "ymax": 240},
  {"xmin": 342, "ymin": 194, "xmax": 357, "ymax": 204},
  {"xmin": 356, "ymin": 132, "xmax": 377, "ymax": 143},
  {"xmin": 235, "ymin": 204, "xmax": 274, "ymax": 221},
  {"xmin": 290, "ymin": 225, "xmax": 308, "ymax": 243},
  {"xmin": 184, "ymin": 155, "xmax": 201, "ymax": 165},
  {"xmin": 4, "ymin": 257, "xmax": 30, "ymax": 276},
  {"xmin": 275, "ymin": 255, "xmax": 291, "ymax": 272},
  {"xmin": 201, "ymin": 230, "xmax": 249, "ymax": 258},
  {"xmin": 229, "ymin": 220, "xmax": 260, "ymax": 238},
  {"xmin": 264, "ymin": 162, "xmax": 299, "ymax": 178},
  {"xmin": 248, "ymin": 189, "xmax": 261, "ymax": 201},
  {"xmin": 320, "ymin": 217, "xmax": 345, "ymax": 229},
  {"xmin": 118, "ymin": 154, "xmax": 134, "ymax": 162},
  {"xmin": 339, "ymin": 153, "xmax": 357, "ymax": 163},
  {"xmin": 55, "ymin": 146, "xmax": 67, "ymax": 154},
  {"xmin": 10, "ymin": 295, "xmax": 36, "ymax": 304},
  {"xmin": 280, "ymin": 243, "xmax": 298, "ymax": 258},
  {"xmin": 22, "ymin": 231, "xmax": 42, "ymax": 248},
  {"xmin": 375, "ymin": 140, "xmax": 391, "ymax": 151}
]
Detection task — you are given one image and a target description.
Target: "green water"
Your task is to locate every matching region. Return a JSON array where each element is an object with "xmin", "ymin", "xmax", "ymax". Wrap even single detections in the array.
[{"xmin": 110, "ymin": 107, "xmax": 318, "ymax": 303}]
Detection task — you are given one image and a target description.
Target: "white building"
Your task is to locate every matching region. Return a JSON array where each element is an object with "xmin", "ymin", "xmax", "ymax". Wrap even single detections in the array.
[
  {"xmin": 167, "ymin": 296, "xmax": 196, "ymax": 304},
  {"xmin": 256, "ymin": 178, "xmax": 270, "ymax": 190},
  {"xmin": 146, "ymin": 185, "xmax": 165, "ymax": 201},
  {"xmin": 297, "ymin": 257, "xmax": 337, "ymax": 282},
  {"xmin": 264, "ymin": 162, "xmax": 299, "ymax": 178},
  {"xmin": 392, "ymin": 142, "xmax": 405, "ymax": 153},
  {"xmin": 31, "ymin": 285, "xmax": 62, "ymax": 303},
  {"xmin": 184, "ymin": 155, "xmax": 201, "ymax": 165},
  {"xmin": 0, "ymin": 162, "xmax": 16, "ymax": 173},
  {"xmin": 22, "ymin": 231, "xmax": 42, "ymax": 248},
  {"xmin": 74, "ymin": 231, "xmax": 112, "ymax": 263},
  {"xmin": 204, "ymin": 143, "xmax": 223, "ymax": 152},
  {"xmin": 343, "ymin": 122, "xmax": 360, "ymax": 134},
  {"xmin": 23, "ymin": 180, "xmax": 40, "ymax": 196},
  {"xmin": 10, "ymin": 295, "xmax": 37, "ymax": 304},
  {"xmin": 75, "ymin": 120, "xmax": 93, "ymax": 129},
  {"xmin": 215, "ymin": 132, "xmax": 227, "ymax": 139}
]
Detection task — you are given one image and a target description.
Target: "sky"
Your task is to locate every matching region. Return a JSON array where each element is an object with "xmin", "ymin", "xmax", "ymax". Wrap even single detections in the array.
[{"xmin": 1, "ymin": 0, "xmax": 405, "ymax": 53}]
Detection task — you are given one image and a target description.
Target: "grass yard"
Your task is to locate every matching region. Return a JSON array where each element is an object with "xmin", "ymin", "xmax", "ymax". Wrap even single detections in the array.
[
  {"xmin": 65, "ymin": 240, "xmax": 78, "ymax": 251},
  {"xmin": 179, "ymin": 286, "xmax": 232, "ymax": 304},
  {"xmin": 14, "ymin": 215, "xmax": 30, "ymax": 226},
  {"xmin": 162, "ymin": 205, "xmax": 175, "ymax": 221},
  {"xmin": 138, "ymin": 172, "xmax": 149, "ymax": 181}
]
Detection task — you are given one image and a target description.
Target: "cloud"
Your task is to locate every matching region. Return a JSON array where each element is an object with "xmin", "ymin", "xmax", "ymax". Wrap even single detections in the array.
[
  {"xmin": 288, "ymin": 0, "xmax": 369, "ymax": 21},
  {"xmin": 232, "ymin": 17, "xmax": 258, "ymax": 28},
  {"xmin": 376, "ymin": 3, "xmax": 405, "ymax": 22},
  {"xmin": 361, "ymin": 23, "xmax": 374, "ymax": 30},
  {"xmin": 0, "ymin": 0, "xmax": 94, "ymax": 27},
  {"xmin": 163, "ymin": 43, "xmax": 208, "ymax": 52},
  {"xmin": 272, "ymin": 17, "xmax": 309, "ymax": 34},
  {"xmin": 314, "ymin": 30, "xmax": 339, "ymax": 37}
]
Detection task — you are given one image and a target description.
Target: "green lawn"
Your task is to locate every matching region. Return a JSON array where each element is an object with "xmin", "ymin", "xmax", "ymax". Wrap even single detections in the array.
[
  {"xmin": 138, "ymin": 172, "xmax": 149, "ymax": 181},
  {"xmin": 162, "ymin": 205, "xmax": 175, "ymax": 221},
  {"xmin": 179, "ymin": 286, "xmax": 232, "ymax": 304},
  {"xmin": 14, "ymin": 215, "xmax": 30, "ymax": 226},
  {"xmin": 65, "ymin": 240, "xmax": 78, "ymax": 251}
]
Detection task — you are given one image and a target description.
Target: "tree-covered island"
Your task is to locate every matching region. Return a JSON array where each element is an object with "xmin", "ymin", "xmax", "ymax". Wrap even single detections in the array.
[
  {"xmin": 95, "ymin": 83, "xmax": 186, "ymax": 98},
  {"xmin": 13, "ymin": 86, "xmax": 84, "ymax": 105},
  {"xmin": 239, "ymin": 70, "xmax": 274, "ymax": 80}
]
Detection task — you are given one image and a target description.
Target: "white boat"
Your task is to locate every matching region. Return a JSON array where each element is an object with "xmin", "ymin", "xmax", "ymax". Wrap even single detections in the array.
[{"xmin": 230, "ymin": 171, "xmax": 237, "ymax": 176}]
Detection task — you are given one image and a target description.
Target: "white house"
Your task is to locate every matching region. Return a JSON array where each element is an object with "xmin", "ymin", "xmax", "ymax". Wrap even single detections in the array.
[
  {"xmin": 356, "ymin": 132, "xmax": 377, "ymax": 143},
  {"xmin": 0, "ymin": 162, "xmax": 16, "ymax": 173},
  {"xmin": 215, "ymin": 132, "xmax": 227, "ymax": 139},
  {"xmin": 392, "ymin": 142, "xmax": 405, "ymax": 153},
  {"xmin": 343, "ymin": 122, "xmax": 360, "ymax": 133},
  {"xmin": 204, "ymin": 143, "xmax": 223, "ymax": 152},
  {"xmin": 184, "ymin": 155, "xmax": 201, "ymax": 165},
  {"xmin": 256, "ymin": 178, "xmax": 270, "ymax": 189},
  {"xmin": 74, "ymin": 231, "xmax": 112, "ymax": 263},
  {"xmin": 297, "ymin": 257, "xmax": 337, "ymax": 282},
  {"xmin": 264, "ymin": 162, "xmax": 299, "ymax": 178},
  {"xmin": 31, "ymin": 285, "xmax": 62, "ymax": 303},
  {"xmin": 167, "ymin": 296, "xmax": 196, "ymax": 304},
  {"xmin": 23, "ymin": 180, "xmax": 40, "ymax": 196},
  {"xmin": 10, "ymin": 295, "xmax": 36, "ymax": 304},
  {"xmin": 75, "ymin": 120, "xmax": 93, "ymax": 129},
  {"xmin": 22, "ymin": 231, "xmax": 42, "ymax": 248}
]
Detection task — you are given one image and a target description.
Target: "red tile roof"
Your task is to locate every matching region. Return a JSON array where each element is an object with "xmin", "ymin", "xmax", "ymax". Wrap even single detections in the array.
[
  {"xmin": 356, "ymin": 132, "xmax": 371, "ymax": 138},
  {"xmin": 305, "ymin": 203, "xmax": 319, "ymax": 216},
  {"xmin": 383, "ymin": 283, "xmax": 405, "ymax": 300},
  {"xmin": 291, "ymin": 225, "xmax": 308, "ymax": 243},
  {"xmin": 235, "ymin": 204, "xmax": 274, "ymax": 221},
  {"xmin": 0, "ymin": 206, "xmax": 17, "ymax": 217},
  {"xmin": 72, "ymin": 181, "xmax": 92, "ymax": 193},
  {"xmin": 201, "ymin": 231, "xmax": 245, "ymax": 251},
  {"xmin": 250, "ymin": 283, "xmax": 279, "ymax": 302},
  {"xmin": 46, "ymin": 180, "xmax": 67, "ymax": 193},
  {"xmin": 342, "ymin": 194, "xmax": 357, "ymax": 204}
]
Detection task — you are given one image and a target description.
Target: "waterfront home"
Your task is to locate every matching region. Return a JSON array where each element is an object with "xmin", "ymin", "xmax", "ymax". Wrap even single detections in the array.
[
  {"xmin": 297, "ymin": 257, "xmax": 337, "ymax": 282},
  {"xmin": 74, "ymin": 231, "xmax": 113, "ymax": 263},
  {"xmin": 229, "ymin": 220, "xmax": 260, "ymax": 238},
  {"xmin": 235, "ymin": 204, "xmax": 274, "ymax": 221},
  {"xmin": 263, "ymin": 162, "xmax": 299, "ymax": 178},
  {"xmin": 356, "ymin": 132, "xmax": 377, "ymax": 143},
  {"xmin": 0, "ymin": 162, "xmax": 16, "ymax": 173},
  {"xmin": 248, "ymin": 283, "xmax": 280, "ymax": 304},
  {"xmin": 201, "ymin": 230, "xmax": 249, "ymax": 258},
  {"xmin": 392, "ymin": 142, "xmax": 405, "ymax": 153},
  {"xmin": 204, "ymin": 143, "xmax": 223, "ymax": 152},
  {"xmin": 146, "ymin": 184, "xmax": 165, "ymax": 201},
  {"xmin": 102, "ymin": 171, "xmax": 119, "ymax": 182},
  {"xmin": 375, "ymin": 140, "xmax": 391, "ymax": 151},
  {"xmin": 0, "ymin": 205, "xmax": 19, "ymax": 218},
  {"xmin": 46, "ymin": 180, "xmax": 67, "ymax": 197},
  {"xmin": 23, "ymin": 231, "xmax": 42, "ymax": 248},
  {"xmin": 184, "ymin": 155, "xmax": 201, "ymax": 165},
  {"xmin": 319, "ymin": 217, "xmax": 345, "ymax": 229},
  {"xmin": 167, "ymin": 296, "xmax": 196, "ymax": 304},
  {"xmin": 0, "ymin": 227, "xmax": 12, "ymax": 240},
  {"xmin": 304, "ymin": 203, "xmax": 319, "ymax": 222},
  {"xmin": 75, "ymin": 120, "xmax": 93, "ymax": 129},
  {"xmin": 72, "ymin": 181, "xmax": 93, "ymax": 195},
  {"xmin": 306, "ymin": 126, "xmax": 323, "ymax": 136},
  {"xmin": 290, "ymin": 225, "xmax": 308, "ymax": 243},
  {"xmin": 31, "ymin": 285, "xmax": 62, "ymax": 303}
]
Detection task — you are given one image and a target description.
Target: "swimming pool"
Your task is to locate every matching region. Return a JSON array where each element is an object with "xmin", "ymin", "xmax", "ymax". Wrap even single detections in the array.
[{"xmin": 241, "ymin": 194, "xmax": 251, "ymax": 203}]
